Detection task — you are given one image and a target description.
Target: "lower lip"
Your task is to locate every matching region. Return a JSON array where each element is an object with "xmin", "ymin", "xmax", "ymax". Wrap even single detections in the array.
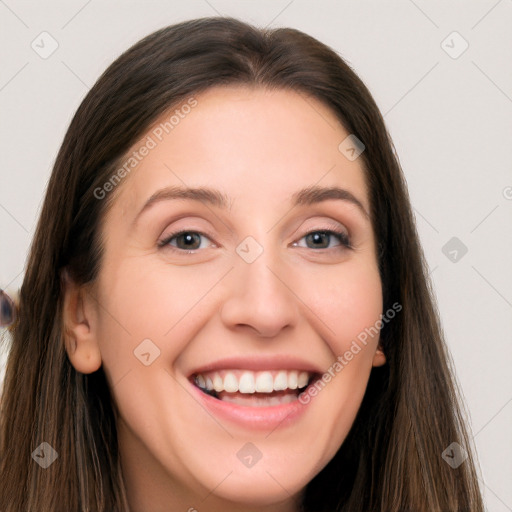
[{"xmin": 189, "ymin": 381, "xmax": 311, "ymax": 431}]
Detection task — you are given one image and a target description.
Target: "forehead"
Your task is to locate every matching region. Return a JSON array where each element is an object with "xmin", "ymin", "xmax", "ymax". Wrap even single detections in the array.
[{"xmin": 111, "ymin": 85, "xmax": 370, "ymax": 220}]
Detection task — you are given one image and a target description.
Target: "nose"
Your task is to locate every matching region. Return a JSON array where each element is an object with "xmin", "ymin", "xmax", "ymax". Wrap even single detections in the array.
[{"xmin": 219, "ymin": 248, "xmax": 299, "ymax": 338}]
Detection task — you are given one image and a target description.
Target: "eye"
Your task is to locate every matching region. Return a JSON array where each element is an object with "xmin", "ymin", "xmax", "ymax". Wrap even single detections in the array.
[
  {"xmin": 293, "ymin": 229, "xmax": 351, "ymax": 250},
  {"xmin": 158, "ymin": 227, "xmax": 352, "ymax": 254},
  {"xmin": 158, "ymin": 230, "xmax": 215, "ymax": 253}
]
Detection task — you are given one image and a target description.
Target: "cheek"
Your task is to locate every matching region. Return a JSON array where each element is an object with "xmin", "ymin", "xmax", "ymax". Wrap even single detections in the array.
[
  {"xmin": 277, "ymin": 260, "xmax": 384, "ymax": 471},
  {"xmin": 93, "ymin": 257, "xmax": 218, "ymax": 381},
  {"xmin": 306, "ymin": 260, "xmax": 383, "ymax": 353}
]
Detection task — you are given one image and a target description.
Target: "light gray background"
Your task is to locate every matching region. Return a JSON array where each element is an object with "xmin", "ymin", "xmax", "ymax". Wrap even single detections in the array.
[{"xmin": 1, "ymin": 1, "xmax": 511, "ymax": 510}]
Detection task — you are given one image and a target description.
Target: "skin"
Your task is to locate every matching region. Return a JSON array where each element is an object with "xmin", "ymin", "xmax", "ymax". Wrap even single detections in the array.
[{"xmin": 63, "ymin": 85, "xmax": 386, "ymax": 512}]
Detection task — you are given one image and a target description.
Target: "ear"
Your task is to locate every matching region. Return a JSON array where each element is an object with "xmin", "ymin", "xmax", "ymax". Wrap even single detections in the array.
[
  {"xmin": 372, "ymin": 343, "xmax": 386, "ymax": 367},
  {"xmin": 61, "ymin": 270, "xmax": 102, "ymax": 374}
]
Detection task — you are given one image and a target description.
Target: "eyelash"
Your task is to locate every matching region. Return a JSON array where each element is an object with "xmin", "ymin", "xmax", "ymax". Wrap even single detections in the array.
[{"xmin": 158, "ymin": 227, "xmax": 352, "ymax": 254}]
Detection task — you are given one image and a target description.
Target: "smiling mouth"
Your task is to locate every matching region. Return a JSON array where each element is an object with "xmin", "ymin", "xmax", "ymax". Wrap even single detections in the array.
[{"xmin": 191, "ymin": 369, "xmax": 319, "ymax": 407}]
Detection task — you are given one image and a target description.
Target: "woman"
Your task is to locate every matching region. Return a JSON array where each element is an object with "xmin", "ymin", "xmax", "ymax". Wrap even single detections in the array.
[{"xmin": 0, "ymin": 16, "xmax": 484, "ymax": 512}]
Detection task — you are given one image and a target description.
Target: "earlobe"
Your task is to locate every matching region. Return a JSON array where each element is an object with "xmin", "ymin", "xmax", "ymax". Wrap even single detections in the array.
[
  {"xmin": 372, "ymin": 344, "xmax": 386, "ymax": 367},
  {"xmin": 61, "ymin": 270, "xmax": 102, "ymax": 374}
]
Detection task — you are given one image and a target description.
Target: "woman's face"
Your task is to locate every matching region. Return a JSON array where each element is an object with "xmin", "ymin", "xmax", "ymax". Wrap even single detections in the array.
[{"xmin": 67, "ymin": 86, "xmax": 385, "ymax": 511}]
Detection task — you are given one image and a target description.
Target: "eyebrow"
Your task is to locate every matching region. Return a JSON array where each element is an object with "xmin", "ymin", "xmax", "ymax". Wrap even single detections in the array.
[{"xmin": 133, "ymin": 184, "xmax": 370, "ymax": 224}]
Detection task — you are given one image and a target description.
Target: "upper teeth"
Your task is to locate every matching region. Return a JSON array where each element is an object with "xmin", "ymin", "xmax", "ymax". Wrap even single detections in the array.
[{"xmin": 194, "ymin": 370, "xmax": 312, "ymax": 394}]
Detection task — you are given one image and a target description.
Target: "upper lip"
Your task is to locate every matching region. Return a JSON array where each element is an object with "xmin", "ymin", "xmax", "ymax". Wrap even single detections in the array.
[{"xmin": 188, "ymin": 355, "xmax": 324, "ymax": 377}]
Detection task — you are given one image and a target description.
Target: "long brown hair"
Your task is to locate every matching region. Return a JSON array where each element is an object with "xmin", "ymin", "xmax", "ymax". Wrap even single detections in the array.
[{"xmin": 0, "ymin": 16, "xmax": 483, "ymax": 511}]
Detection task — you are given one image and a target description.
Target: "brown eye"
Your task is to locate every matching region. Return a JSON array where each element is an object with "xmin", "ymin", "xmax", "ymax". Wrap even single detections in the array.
[
  {"xmin": 171, "ymin": 232, "xmax": 202, "ymax": 250},
  {"xmin": 159, "ymin": 230, "xmax": 215, "ymax": 253}
]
